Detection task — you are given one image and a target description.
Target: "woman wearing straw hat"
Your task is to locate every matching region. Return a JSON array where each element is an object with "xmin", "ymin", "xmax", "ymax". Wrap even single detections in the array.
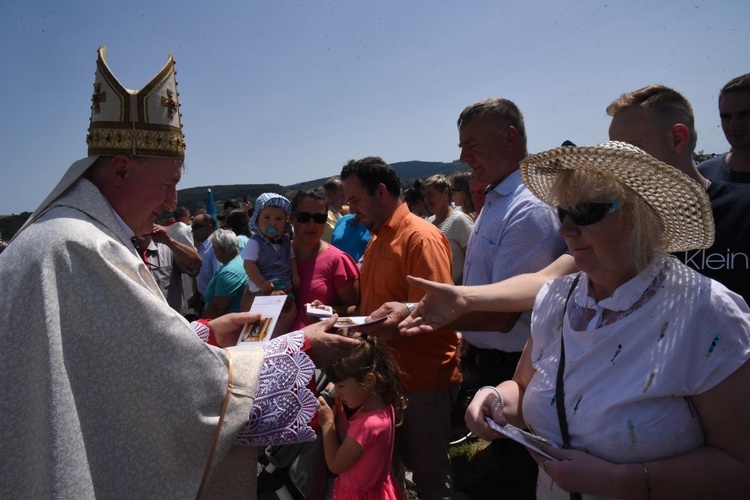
[{"xmin": 465, "ymin": 141, "xmax": 750, "ymax": 499}]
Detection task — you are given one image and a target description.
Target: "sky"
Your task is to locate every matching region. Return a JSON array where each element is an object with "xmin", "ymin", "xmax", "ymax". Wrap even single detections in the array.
[{"xmin": 0, "ymin": 0, "xmax": 748, "ymax": 215}]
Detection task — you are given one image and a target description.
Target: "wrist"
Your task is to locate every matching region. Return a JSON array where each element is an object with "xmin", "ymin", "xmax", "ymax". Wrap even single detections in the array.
[
  {"xmin": 611, "ymin": 462, "xmax": 646, "ymax": 499},
  {"xmin": 479, "ymin": 385, "xmax": 505, "ymax": 411}
]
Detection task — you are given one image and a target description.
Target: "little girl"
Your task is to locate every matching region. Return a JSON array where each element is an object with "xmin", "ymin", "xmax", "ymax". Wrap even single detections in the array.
[{"xmin": 317, "ymin": 337, "xmax": 406, "ymax": 500}]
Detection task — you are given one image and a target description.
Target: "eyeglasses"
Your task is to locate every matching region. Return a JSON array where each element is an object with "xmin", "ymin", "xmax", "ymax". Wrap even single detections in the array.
[
  {"xmin": 556, "ymin": 201, "xmax": 621, "ymax": 226},
  {"xmin": 293, "ymin": 212, "xmax": 327, "ymax": 224}
]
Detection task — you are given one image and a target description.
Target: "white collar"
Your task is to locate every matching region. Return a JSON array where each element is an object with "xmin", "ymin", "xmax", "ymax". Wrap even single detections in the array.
[{"xmin": 574, "ymin": 252, "xmax": 668, "ymax": 312}]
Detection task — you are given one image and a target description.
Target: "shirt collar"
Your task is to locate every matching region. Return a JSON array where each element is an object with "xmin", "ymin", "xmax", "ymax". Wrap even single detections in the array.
[
  {"xmin": 574, "ymin": 252, "xmax": 668, "ymax": 312},
  {"xmin": 487, "ymin": 169, "xmax": 522, "ymax": 197},
  {"xmin": 378, "ymin": 202, "xmax": 410, "ymax": 235}
]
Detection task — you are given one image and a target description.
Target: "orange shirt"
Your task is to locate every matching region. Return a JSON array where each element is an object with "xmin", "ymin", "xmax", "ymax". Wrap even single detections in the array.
[{"xmin": 360, "ymin": 203, "xmax": 461, "ymax": 392}]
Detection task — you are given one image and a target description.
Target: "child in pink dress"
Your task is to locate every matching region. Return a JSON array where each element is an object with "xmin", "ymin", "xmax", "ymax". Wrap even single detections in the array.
[{"xmin": 317, "ymin": 337, "xmax": 406, "ymax": 500}]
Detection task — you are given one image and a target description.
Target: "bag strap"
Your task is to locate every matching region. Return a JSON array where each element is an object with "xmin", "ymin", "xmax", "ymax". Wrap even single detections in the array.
[{"xmin": 556, "ymin": 273, "xmax": 582, "ymax": 500}]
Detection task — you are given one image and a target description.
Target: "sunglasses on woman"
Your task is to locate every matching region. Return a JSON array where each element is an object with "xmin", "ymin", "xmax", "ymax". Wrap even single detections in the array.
[
  {"xmin": 294, "ymin": 211, "xmax": 327, "ymax": 224},
  {"xmin": 556, "ymin": 201, "xmax": 621, "ymax": 226}
]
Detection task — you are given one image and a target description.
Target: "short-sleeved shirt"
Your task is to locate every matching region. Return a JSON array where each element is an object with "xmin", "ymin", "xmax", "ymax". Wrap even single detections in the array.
[
  {"xmin": 240, "ymin": 234, "xmax": 295, "ymax": 293},
  {"xmin": 197, "ymin": 237, "xmax": 222, "ymax": 294},
  {"xmin": 431, "ymin": 210, "xmax": 474, "ymax": 284},
  {"xmin": 672, "ymin": 180, "xmax": 750, "ymax": 304},
  {"xmin": 334, "ymin": 405, "xmax": 401, "ymax": 500},
  {"xmin": 462, "ymin": 169, "xmax": 566, "ymax": 352},
  {"xmin": 331, "ymin": 213, "xmax": 372, "ymax": 264},
  {"xmin": 359, "ymin": 203, "xmax": 460, "ymax": 392},
  {"xmin": 699, "ymin": 152, "xmax": 750, "ymax": 184},
  {"xmin": 141, "ymin": 241, "xmax": 198, "ymax": 311},
  {"xmin": 203, "ymin": 255, "xmax": 248, "ymax": 314},
  {"xmin": 524, "ymin": 255, "xmax": 750, "ymax": 500},
  {"xmin": 292, "ymin": 244, "xmax": 360, "ymax": 330}
]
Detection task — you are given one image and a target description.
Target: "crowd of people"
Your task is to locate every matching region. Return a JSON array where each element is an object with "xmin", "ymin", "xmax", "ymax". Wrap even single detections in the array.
[{"xmin": 0, "ymin": 44, "xmax": 749, "ymax": 500}]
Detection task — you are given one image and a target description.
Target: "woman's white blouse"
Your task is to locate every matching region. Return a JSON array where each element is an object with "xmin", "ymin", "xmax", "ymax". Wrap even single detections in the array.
[{"xmin": 524, "ymin": 255, "xmax": 750, "ymax": 466}]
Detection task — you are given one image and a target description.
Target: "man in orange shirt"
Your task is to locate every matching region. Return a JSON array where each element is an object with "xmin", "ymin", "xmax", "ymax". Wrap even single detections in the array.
[{"xmin": 341, "ymin": 156, "xmax": 461, "ymax": 500}]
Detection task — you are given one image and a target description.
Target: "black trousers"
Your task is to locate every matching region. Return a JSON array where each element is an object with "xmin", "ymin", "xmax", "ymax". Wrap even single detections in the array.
[{"xmin": 470, "ymin": 346, "xmax": 538, "ymax": 500}]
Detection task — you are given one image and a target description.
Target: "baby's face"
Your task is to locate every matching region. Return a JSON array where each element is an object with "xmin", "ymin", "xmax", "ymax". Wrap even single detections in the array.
[{"xmin": 257, "ymin": 206, "xmax": 288, "ymax": 238}]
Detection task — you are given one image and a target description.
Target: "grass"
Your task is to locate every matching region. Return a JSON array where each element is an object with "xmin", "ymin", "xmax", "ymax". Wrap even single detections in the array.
[{"xmin": 449, "ymin": 437, "xmax": 504, "ymax": 499}]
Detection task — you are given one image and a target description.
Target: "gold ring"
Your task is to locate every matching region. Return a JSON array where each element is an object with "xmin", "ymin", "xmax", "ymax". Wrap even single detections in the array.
[{"xmin": 542, "ymin": 459, "xmax": 551, "ymax": 471}]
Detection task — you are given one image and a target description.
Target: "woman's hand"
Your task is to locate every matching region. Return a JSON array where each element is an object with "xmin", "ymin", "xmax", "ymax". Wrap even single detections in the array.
[
  {"xmin": 529, "ymin": 445, "xmax": 633, "ymax": 498},
  {"xmin": 464, "ymin": 386, "xmax": 508, "ymax": 441}
]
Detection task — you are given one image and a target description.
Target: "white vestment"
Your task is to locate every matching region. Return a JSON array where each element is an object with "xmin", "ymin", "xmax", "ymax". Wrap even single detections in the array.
[{"xmin": 0, "ymin": 179, "xmax": 275, "ymax": 498}]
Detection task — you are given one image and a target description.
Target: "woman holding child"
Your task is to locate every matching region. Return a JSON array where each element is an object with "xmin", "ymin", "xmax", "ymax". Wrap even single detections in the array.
[
  {"xmin": 465, "ymin": 142, "xmax": 750, "ymax": 499},
  {"xmin": 290, "ymin": 188, "xmax": 360, "ymax": 330}
]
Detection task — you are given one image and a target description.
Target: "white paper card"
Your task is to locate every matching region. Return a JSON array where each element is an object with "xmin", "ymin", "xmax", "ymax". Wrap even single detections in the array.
[
  {"xmin": 237, "ymin": 296, "xmax": 286, "ymax": 344},
  {"xmin": 485, "ymin": 417, "xmax": 558, "ymax": 460}
]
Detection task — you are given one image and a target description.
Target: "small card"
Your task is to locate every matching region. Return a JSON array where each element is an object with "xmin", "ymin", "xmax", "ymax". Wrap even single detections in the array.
[
  {"xmin": 238, "ymin": 296, "xmax": 286, "ymax": 344},
  {"xmin": 306, "ymin": 303, "xmax": 334, "ymax": 318},
  {"xmin": 484, "ymin": 417, "xmax": 558, "ymax": 460},
  {"xmin": 333, "ymin": 316, "xmax": 387, "ymax": 329}
]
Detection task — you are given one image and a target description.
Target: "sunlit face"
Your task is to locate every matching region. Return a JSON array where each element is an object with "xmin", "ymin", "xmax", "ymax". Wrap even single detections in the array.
[
  {"xmin": 557, "ymin": 204, "xmax": 636, "ymax": 292},
  {"xmin": 325, "ymin": 181, "xmax": 345, "ymax": 207},
  {"xmin": 343, "ymin": 175, "xmax": 388, "ymax": 233},
  {"xmin": 257, "ymin": 206, "xmax": 288, "ymax": 239},
  {"xmin": 451, "ymin": 190, "xmax": 466, "ymax": 208},
  {"xmin": 333, "ymin": 377, "xmax": 370, "ymax": 410},
  {"xmin": 292, "ymin": 197, "xmax": 327, "ymax": 245},
  {"xmin": 117, "ymin": 157, "xmax": 182, "ymax": 236},
  {"xmin": 608, "ymin": 107, "xmax": 676, "ymax": 165},
  {"xmin": 719, "ymin": 90, "xmax": 750, "ymax": 149},
  {"xmin": 212, "ymin": 245, "xmax": 234, "ymax": 265},
  {"xmin": 191, "ymin": 215, "xmax": 215, "ymax": 243},
  {"xmin": 459, "ymin": 116, "xmax": 512, "ymax": 186},
  {"xmin": 421, "ymin": 184, "xmax": 450, "ymax": 214}
]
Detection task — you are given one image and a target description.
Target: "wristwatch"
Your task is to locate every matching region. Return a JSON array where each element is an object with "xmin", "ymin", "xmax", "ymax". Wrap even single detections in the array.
[{"xmin": 403, "ymin": 302, "xmax": 416, "ymax": 314}]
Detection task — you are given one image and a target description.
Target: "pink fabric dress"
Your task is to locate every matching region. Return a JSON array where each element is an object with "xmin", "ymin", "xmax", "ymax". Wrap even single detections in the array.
[
  {"xmin": 334, "ymin": 405, "xmax": 402, "ymax": 500},
  {"xmin": 292, "ymin": 244, "xmax": 360, "ymax": 330}
]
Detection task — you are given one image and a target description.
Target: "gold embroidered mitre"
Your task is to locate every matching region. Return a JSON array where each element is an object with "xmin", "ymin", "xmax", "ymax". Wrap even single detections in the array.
[{"xmin": 86, "ymin": 45, "xmax": 186, "ymax": 158}]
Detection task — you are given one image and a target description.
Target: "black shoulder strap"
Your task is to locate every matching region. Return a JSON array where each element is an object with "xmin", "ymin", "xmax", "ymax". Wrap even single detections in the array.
[{"xmin": 556, "ymin": 273, "xmax": 582, "ymax": 500}]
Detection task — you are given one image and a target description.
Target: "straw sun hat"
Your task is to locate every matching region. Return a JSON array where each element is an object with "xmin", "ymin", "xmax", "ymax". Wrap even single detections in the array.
[{"xmin": 519, "ymin": 141, "xmax": 714, "ymax": 253}]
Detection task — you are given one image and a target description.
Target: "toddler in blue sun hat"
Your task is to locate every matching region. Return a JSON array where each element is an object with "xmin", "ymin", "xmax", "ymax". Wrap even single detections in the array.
[{"xmin": 241, "ymin": 193, "xmax": 299, "ymax": 297}]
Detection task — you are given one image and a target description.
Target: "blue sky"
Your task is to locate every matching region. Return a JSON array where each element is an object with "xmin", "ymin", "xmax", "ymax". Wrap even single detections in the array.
[{"xmin": 0, "ymin": 0, "xmax": 747, "ymax": 214}]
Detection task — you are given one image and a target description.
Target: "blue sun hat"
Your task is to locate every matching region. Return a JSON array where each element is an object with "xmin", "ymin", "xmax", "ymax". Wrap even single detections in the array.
[{"xmin": 250, "ymin": 193, "xmax": 292, "ymax": 237}]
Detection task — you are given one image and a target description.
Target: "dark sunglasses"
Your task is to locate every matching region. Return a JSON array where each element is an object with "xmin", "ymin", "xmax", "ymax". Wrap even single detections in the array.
[
  {"xmin": 556, "ymin": 201, "xmax": 621, "ymax": 226},
  {"xmin": 191, "ymin": 223, "xmax": 209, "ymax": 232},
  {"xmin": 294, "ymin": 211, "xmax": 327, "ymax": 224}
]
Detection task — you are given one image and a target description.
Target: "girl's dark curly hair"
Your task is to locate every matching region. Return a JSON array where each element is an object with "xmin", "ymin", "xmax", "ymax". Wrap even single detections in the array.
[{"xmin": 325, "ymin": 336, "xmax": 408, "ymax": 425}]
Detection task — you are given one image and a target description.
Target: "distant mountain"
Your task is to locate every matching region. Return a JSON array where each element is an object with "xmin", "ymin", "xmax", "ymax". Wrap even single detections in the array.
[
  {"xmin": 179, "ymin": 159, "xmax": 469, "ymax": 215},
  {"xmin": 288, "ymin": 160, "xmax": 468, "ymax": 190},
  {"xmin": 0, "ymin": 160, "xmax": 469, "ymax": 241}
]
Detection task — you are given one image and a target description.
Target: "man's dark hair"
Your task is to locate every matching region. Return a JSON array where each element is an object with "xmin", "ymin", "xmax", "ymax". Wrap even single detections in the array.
[
  {"xmin": 195, "ymin": 213, "xmax": 215, "ymax": 228},
  {"xmin": 340, "ymin": 156, "xmax": 401, "ymax": 198},
  {"xmin": 223, "ymin": 200, "xmax": 240, "ymax": 210},
  {"xmin": 323, "ymin": 176, "xmax": 342, "ymax": 192},
  {"xmin": 291, "ymin": 188, "xmax": 326, "ymax": 212},
  {"xmin": 225, "ymin": 209, "xmax": 251, "ymax": 236},
  {"xmin": 173, "ymin": 206, "xmax": 190, "ymax": 220},
  {"xmin": 720, "ymin": 73, "xmax": 750, "ymax": 101},
  {"xmin": 457, "ymin": 98, "xmax": 528, "ymax": 153}
]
